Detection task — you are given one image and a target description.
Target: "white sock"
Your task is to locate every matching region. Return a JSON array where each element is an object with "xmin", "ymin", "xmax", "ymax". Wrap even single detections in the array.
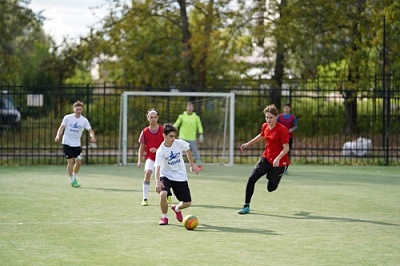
[
  {"xmin": 162, "ymin": 213, "xmax": 168, "ymax": 218},
  {"xmin": 143, "ymin": 182, "xmax": 150, "ymax": 199},
  {"xmin": 70, "ymin": 176, "xmax": 75, "ymax": 182},
  {"xmin": 174, "ymin": 205, "xmax": 180, "ymax": 212}
]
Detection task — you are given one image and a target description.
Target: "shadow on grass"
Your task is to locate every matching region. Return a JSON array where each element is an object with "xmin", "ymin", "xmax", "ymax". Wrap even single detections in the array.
[
  {"xmin": 196, "ymin": 223, "xmax": 280, "ymax": 235},
  {"xmin": 194, "ymin": 205, "xmax": 399, "ymax": 227},
  {"xmin": 81, "ymin": 186, "xmax": 139, "ymax": 192},
  {"xmin": 253, "ymin": 211, "xmax": 400, "ymax": 227},
  {"xmin": 194, "ymin": 204, "xmax": 239, "ymax": 211}
]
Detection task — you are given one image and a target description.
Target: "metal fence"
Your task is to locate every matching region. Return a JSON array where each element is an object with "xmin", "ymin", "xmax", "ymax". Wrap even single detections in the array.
[{"xmin": 1, "ymin": 77, "xmax": 399, "ymax": 166}]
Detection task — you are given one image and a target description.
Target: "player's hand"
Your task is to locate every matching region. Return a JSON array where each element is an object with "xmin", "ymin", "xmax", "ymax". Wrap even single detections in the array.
[
  {"xmin": 137, "ymin": 161, "xmax": 142, "ymax": 168},
  {"xmin": 155, "ymin": 182, "xmax": 164, "ymax": 193},
  {"xmin": 54, "ymin": 136, "xmax": 59, "ymax": 142},
  {"xmin": 149, "ymin": 147, "xmax": 157, "ymax": 153},
  {"xmin": 199, "ymin": 134, "xmax": 204, "ymax": 143},
  {"xmin": 190, "ymin": 166, "xmax": 199, "ymax": 175},
  {"xmin": 240, "ymin": 143, "xmax": 248, "ymax": 152},
  {"xmin": 273, "ymin": 158, "xmax": 280, "ymax": 167},
  {"xmin": 90, "ymin": 136, "xmax": 96, "ymax": 143}
]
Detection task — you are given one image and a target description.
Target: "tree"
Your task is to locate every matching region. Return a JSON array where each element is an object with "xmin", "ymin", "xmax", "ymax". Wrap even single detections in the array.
[{"xmin": 95, "ymin": 0, "xmax": 249, "ymax": 90}]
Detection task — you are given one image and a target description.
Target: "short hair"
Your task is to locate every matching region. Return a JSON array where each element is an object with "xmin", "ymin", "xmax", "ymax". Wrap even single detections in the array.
[
  {"xmin": 73, "ymin": 100, "xmax": 83, "ymax": 108},
  {"xmin": 163, "ymin": 123, "xmax": 178, "ymax": 135},
  {"xmin": 283, "ymin": 103, "xmax": 291, "ymax": 108},
  {"xmin": 263, "ymin": 104, "xmax": 279, "ymax": 116},
  {"xmin": 146, "ymin": 108, "xmax": 159, "ymax": 116}
]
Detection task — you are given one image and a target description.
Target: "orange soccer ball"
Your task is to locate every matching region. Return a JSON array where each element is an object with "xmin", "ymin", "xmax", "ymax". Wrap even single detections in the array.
[{"xmin": 182, "ymin": 215, "xmax": 198, "ymax": 230}]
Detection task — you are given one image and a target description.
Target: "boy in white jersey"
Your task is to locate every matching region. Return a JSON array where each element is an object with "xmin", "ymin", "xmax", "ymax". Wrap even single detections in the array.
[
  {"xmin": 154, "ymin": 124, "xmax": 199, "ymax": 225},
  {"xmin": 55, "ymin": 100, "xmax": 96, "ymax": 187}
]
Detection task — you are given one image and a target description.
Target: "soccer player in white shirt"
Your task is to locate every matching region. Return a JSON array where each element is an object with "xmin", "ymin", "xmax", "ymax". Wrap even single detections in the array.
[
  {"xmin": 154, "ymin": 124, "xmax": 199, "ymax": 225},
  {"xmin": 55, "ymin": 100, "xmax": 96, "ymax": 187}
]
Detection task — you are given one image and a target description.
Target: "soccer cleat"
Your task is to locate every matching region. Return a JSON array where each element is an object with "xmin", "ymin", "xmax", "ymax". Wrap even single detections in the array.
[
  {"xmin": 167, "ymin": 196, "xmax": 172, "ymax": 204},
  {"xmin": 171, "ymin": 204, "xmax": 183, "ymax": 222},
  {"xmin": 141, "ymin": 199, "xmax": 148, "ymax": 206},
  {"xmin": 197, "ymin": 165, "xmax": 203, "ymax": 171},
  {"xmin": 159, "ymin": 217, "xmax": 168, "ymax": 225},
  {"xmin": 238, "ymin": 205, "xmax": 250, "ymax": 214},
  {"xmin": 71, "ymin": 179, "xmax": 80, "ymax": 188}
]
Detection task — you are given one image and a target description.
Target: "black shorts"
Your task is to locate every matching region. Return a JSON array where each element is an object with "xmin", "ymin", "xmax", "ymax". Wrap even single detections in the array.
[
  {"xmin": 255, "ymin": 157, "xmax": 286, "ymax": 185},
  {"xmin": 160, "ymin": 176, "xmax": 191, "ymax": 202},
  {"xmin": 63, "ymin": 145, "xmax": 82, "ymax": 160}
]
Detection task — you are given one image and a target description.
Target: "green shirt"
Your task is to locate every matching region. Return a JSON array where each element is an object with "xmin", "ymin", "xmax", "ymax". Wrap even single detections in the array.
[{"xmin": 173, "ymin": 111, "xmax": 203, "ymax": 141}]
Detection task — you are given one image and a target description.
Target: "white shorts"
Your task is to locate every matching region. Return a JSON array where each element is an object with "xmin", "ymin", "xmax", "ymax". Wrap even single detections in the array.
[{"xmin": 144, "ymin": 159, "xmax": 155, "ymax": 172}]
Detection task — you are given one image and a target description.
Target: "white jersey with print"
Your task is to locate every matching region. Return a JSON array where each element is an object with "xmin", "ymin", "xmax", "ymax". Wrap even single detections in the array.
[
  {"xmin": 61, "ymin": 113, "xmax": 92, "ymax": 147},
  {"xmin": 155, "ymin": 139, "xmax": 190, "ymax": 182}
]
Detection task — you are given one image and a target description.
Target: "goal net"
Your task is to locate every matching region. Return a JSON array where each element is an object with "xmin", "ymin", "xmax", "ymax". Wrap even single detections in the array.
[{"xmin": 118, "ymin": 91, "xmax": 235, "ymax": 166}]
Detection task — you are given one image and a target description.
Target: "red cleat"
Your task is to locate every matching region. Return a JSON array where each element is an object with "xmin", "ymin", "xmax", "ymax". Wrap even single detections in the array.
[
  {"xmin": 159, "ymin": 217, "xmax": 168, "ymax": 225},
  {"xmin": 171, "ymin": 204, "xmax": 183, "ymax": 222}
]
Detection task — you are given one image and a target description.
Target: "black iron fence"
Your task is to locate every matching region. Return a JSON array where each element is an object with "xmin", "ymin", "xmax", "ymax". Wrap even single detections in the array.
[{"xmin": 1, "ymin": 77, "xmax": 399, "ymax": 166}]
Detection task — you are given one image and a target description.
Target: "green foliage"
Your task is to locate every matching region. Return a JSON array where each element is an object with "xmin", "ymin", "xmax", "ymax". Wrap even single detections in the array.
[{"xmin": 89, "ymin": 96, "xmax": 120, "ymax": 135}]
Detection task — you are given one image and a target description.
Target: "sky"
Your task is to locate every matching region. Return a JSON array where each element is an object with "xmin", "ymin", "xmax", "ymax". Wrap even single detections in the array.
[{"xmin": 28, "ymin": 0, "xmax": 110, "ymax": 46}]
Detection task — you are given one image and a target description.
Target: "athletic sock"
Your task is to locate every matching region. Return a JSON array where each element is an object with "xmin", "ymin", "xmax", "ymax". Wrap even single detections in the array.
[
  {"xmin": 162, "ymin": 213, "xmax": 168, "ymax": 218},
  {"xmin": 174, "ymin": 205, "xmax": 180, "ymax": 212},
  {"xmin": 70, "ymin": 176, "xmax": 75, "ymax": 182},
  {"xmin": 143, "ymin": 181, "xmax": 150, "ymax": 199}
]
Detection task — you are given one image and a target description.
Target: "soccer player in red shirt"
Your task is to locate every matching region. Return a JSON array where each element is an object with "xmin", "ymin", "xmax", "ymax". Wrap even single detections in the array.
[
  {"xmin": 238, "ymin": 104, "xmax": 290, "ymax": 214},
  {"xmin": 137, "ymin": 109, "xmax": 169, "ymax": 206}
]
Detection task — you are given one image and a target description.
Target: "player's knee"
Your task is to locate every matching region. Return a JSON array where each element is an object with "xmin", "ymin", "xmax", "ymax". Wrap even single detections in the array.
[
  {"xmin": 182, "ymin": 202, "xmax": 191, "ymax": 209},
  {"xmin": 160, "ymin": 191, "xmax": 168, "ymax": 198},
  {"xmin": 267, "ymin": 182, "xmax": 278, "ymax": 192}
]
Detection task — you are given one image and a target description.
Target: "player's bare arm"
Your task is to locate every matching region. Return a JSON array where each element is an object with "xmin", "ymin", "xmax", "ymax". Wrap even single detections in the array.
[
  {"xmin": 54, "ymin": 125, "xmax": 65, "ymax": 142},
  {"xmin": 154, "ymin": 165, "xmax": 164, "ymax": 192},
  {"xmin": 240, "ymin": 134, "xmax": 263, "ymax": 152},
  {"xmin": 186, "ymin": 149, "xmax": 199, "ymax": 174},
  {"xmin": 137, "ymin": 143, "xmax": 145, "ymax": 168},
  {"xmin": 273, "ymin": 143, "xmax": 290, "ymax": 167}
]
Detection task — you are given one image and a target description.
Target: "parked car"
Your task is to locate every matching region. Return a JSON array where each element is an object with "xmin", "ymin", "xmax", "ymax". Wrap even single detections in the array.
[{"xmin": 1, "ymin": 91, "xmax": 21, "ymax": 129}]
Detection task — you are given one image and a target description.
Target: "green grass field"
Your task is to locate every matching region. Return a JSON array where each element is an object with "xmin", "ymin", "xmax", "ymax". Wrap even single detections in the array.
[{"xmin": 0, "ymin": 164, "xmax": 399, "ymax": 265}]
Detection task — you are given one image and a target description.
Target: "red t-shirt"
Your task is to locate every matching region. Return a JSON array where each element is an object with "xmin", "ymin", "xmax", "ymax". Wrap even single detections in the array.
[
  {"xmin": 260, "ymin": 122, "xmax": 290, "ymax": 167},
  {"xmin": 139, "ymin": 125, "xmax": 164, "ymax": 161}
]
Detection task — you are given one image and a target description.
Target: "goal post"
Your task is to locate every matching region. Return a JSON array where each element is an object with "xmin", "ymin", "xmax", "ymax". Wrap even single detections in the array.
[{"xmin": 118, "ymin": 91, "xmax": 235, "ymax": 166}]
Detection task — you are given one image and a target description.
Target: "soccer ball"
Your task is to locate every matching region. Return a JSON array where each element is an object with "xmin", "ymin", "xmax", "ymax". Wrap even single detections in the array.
[{"xmin": 182, "ymin": 215, "xmax": 198, "ymax": 230}]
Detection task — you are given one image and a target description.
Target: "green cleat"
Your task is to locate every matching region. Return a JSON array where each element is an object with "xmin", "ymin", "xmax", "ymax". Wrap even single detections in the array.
[
  {"xmin": 238, "ymin": 205, "xmax": 250, "ymax": 214},
  {"xmin": 167, "ymin": 196, "xmax": 172, "ymax": 204},
  {"xmin": 141, "ymin": 199, "xmax": 148, "ymax": 206},
  {"xmin": 71, "ymin": 179, "xmax": 81, "ymax": 188}
]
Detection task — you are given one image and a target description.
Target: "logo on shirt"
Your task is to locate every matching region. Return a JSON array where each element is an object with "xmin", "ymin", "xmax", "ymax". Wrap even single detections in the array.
[
  {"xmin": 167, "ymin": 150, "xmax": 181, "ymax": 165},
  {"xmin": 69, "ymin": 122, "xmax": 82, "ymax": 132}
]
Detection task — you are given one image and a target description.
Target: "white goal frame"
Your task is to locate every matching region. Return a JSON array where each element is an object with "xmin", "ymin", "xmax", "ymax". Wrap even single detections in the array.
[{"xmin": 118, "ymin": 91, "xmax": 235, "ymax": 166}]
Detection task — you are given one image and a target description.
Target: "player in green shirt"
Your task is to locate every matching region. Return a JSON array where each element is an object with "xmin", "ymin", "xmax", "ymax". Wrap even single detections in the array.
[{"xmin": 173, "ymin": 101, "xmax": 204, "ymax": 170}]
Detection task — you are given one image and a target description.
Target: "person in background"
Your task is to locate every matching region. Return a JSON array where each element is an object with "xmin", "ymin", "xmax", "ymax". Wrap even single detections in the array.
[
  {"xmin": 277, "ymin": 103, "xmax": 297, "ymax": 174},
  {"xmin": 55, "ymin": 100, "xmax": 96, "ymax": 188},
  {"xmin": 238, "ymin": 104, "xmax": 289, "ymax": 215},
  {"xmin": 154, "ymin": 124, "xmax": 199, "ymax": 225},
  {"xmin": 137, "ymin": 108, "xmax": 172, "ymax": 206},
  {"xmin": 173, "ymin": 101, "xmax": 204, "ymax": 170}
]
